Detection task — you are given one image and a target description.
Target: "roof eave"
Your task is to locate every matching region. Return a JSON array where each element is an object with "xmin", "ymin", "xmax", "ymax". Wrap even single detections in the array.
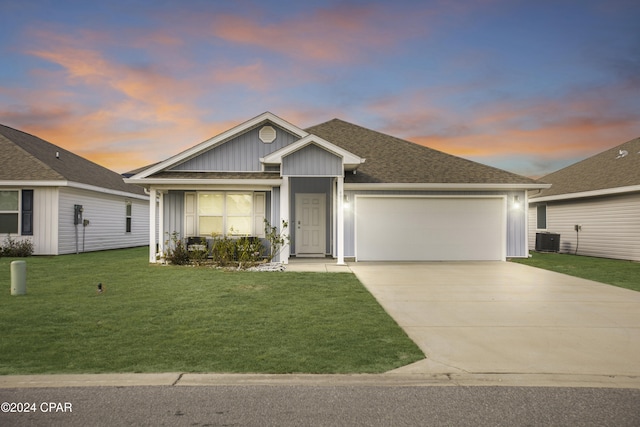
[
  {"xmin": 124, "ymin": 178, "xmax": 283, "ymax": 187},
  {"xmin": 345, "ymin": 183, "xmax": 550, "ymax": 191},
  {"xmin": 529, "ymin": 184, "xmax": 640, "ymax": 203}
]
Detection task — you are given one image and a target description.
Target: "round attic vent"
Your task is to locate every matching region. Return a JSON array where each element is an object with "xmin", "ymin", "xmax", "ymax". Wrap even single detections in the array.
[{"xmin": 259, "ymin": 125, "xmax": 276, "ymax": 143}]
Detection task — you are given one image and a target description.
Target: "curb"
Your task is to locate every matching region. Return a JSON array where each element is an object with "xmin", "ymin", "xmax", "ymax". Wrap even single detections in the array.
[{"xmin": 1, "ymin": 372, "xmax": 639, "ymax": 389}]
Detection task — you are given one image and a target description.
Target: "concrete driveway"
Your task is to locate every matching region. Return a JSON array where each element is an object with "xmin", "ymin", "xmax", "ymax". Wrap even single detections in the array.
[{"xmin": 349, "ymin": 262, "xmax": 640, "ymax": 377}]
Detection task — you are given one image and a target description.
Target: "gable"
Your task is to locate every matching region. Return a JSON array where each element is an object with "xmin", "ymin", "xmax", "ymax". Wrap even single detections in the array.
[
  {"xmin": 282, "ymin": 143, "xmax": 343, "ymax": 176},
  {"xmin": 132, "ymin": 112, "xmax": 309, "ymax": 179},
  {"xmin": 170, "ymin": 122, "xmax": 300, "ymax": 172}
]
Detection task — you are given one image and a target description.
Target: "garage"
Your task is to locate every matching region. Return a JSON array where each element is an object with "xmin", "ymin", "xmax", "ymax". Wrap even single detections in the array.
[{"xmin": 355, "ymin": 196, "xmax": 506, "ymax": 261}]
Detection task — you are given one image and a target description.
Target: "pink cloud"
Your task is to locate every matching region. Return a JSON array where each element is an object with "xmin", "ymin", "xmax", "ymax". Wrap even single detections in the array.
[{"xmin": 204, "ymin": 4, "xmax": 427, "ymax": 63}]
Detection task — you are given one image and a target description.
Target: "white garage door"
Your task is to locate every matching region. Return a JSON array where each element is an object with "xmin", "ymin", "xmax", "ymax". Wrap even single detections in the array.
[{"xmin": 355, "ymin": 196, "xmax": 505, "ymax": 261}]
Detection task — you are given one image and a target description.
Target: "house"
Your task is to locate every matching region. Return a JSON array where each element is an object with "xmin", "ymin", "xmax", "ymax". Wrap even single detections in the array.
[
  {"xmin": 125, "ymin": 112, "xmax": 548, "ymax": 264},
  {"xmin": 528, "ymin": 136, "xmax": 640, "ymax": 261},
  {"xmin": 0, "ymin": 124, "xmax": 149, "ymax": 255}
]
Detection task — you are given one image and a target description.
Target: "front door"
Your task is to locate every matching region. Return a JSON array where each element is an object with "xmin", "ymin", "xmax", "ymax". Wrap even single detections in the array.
[{"xmin": 295, "ymin": 193, "xmax": 326, "ymax": 256}]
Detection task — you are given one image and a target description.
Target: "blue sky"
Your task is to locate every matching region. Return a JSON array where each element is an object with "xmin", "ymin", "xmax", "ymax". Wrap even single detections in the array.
[{"xmin": 1, "ymin": 0, "xmax": 639, "ymax": 176}]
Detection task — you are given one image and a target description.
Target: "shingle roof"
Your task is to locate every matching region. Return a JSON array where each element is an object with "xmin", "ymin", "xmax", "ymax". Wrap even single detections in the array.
[
  {"xmin": 0, "ymin": 124, "xmax": 146, "ymax": 196},
  {"xmin": 306, "ymin": 119, "xmax": 537, "ymax": 184},
  {"xmin": 532, "ymin": 136, "xmax": 640, "ymax": 198}
]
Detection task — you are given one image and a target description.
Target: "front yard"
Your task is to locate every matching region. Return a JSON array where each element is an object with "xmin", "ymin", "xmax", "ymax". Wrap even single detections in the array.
[
  {"xmin": 0, "ymin": 247, "xmax": 423, "ymax": 375},
  {"xmin": 511, "ymin": 252, "xmax": 640, "ymax": 292}
]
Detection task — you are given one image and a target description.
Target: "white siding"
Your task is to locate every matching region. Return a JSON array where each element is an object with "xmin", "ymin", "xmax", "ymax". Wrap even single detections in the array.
[
  {"xmin": 529, "ymin": 193, "xmax": 640, "ymax": 261},
  {"xmin": 32, "ymin": 187, "xmax": 59, "ymax": 255},
  {"xmin": 58, "ymin": 187, "xmax": 149, "ymax": 254},
  {"xmin": 0, "ymin": 187, "xmax": 59, "ymax": 255}
]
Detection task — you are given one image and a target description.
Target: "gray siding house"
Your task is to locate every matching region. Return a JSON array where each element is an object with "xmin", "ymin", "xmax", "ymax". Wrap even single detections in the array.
[
  {"xmin": 529, "ymin": 136, "xmax": 640, "ymax": 261},
  {"xmin": 0, "ymin": 124, "xmax": 149, "ymax": 255},
  {"xmin": 126, "ymin": 112, "xmax": 547, "ymax": 264}
]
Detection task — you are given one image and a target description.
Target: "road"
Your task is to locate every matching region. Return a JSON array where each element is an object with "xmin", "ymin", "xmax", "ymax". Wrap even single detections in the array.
[{"xmin": 2, "ymin": 385, "xmax": 639, "ymax": 426}]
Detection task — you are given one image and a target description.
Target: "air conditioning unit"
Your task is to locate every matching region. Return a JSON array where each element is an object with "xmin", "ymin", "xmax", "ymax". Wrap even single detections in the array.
[{"xmin": 535, "ymin": 232, "xmax": 560, "ymax": 252}]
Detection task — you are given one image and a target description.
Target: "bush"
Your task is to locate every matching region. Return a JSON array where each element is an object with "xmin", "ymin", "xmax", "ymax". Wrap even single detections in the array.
[
  {"xmin": 0, "ymin": 235, "xmax": 34, "ymax": 257},
  {"xmin": 164, "ymin": 232, "xmax": 265, "ymax": 268},
  {"xmin": 236, "ymin": 236, "xmax": 265, "ymax": 266},
  {"xmin": 163, "ymin": 232, "xmax": 190, "ymax": 265},
  {"xmin": 211, "ymin": 235, "xmax": 236, "ymax": 266},
  {"xmin": 187, "ymin": 237, "xmax": 209, "ymax": 265}
]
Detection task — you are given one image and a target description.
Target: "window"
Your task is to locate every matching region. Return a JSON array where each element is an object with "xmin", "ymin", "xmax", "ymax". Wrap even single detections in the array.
[
  {"xmin": 21, "ymin": 190, "xmax": 33, "ymax": 236},
  {"xmin": 536, "ymin": 204, "xmax": 547, "ymax": 229},
  {"xmin": 0, "ymin": 190, "xmax": 34, "ymax": 235},
  {"xmin": 196, "ymin": 192, "xmax": 254, "ymax": 236},
  {"xmin": 125, "ymin": 202, "xmax": 132, "ymax": 233},
  {"xmin": 0, "ymin": 191, "xmax": 19, "ymax": 234}
]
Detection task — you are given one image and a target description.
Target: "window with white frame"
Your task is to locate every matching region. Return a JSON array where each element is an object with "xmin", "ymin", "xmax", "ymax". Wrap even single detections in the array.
[
  {"xmin": 0, "ymin": 190, "xmax": 19, "ymax": 234},
  {"xmin": 197, "ymin": 192, "xmax": 254, "ymax": 236}
]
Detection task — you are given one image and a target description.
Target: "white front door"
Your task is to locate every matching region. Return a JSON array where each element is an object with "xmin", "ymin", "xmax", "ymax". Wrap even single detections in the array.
[{"xmin": 295, "ymin": 193, "xmax": 326, "ymax": 255}]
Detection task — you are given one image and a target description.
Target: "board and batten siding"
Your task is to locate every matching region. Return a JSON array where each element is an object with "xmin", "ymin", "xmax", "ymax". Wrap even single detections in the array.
[
  {"xmin": 282, "ymin": 144, "xmax": 343, "ymax": 177},
  {"xmin": 343, "ymin": 190, "xmax": 527, "ymax": 258},
  {"xmin": 163, "ymin": 190, "xmax": 185, "ymax": 242},
  {"xmin": 528, "ymin": 193, "xmax": 640, "ymax": 261},
  {"xmin": 170, "ymin": 124, "xmax": 300, "ymax": 172},
  {"xmin": 58, "ymin": 187, "xmax": 149, "ymax": 254}
]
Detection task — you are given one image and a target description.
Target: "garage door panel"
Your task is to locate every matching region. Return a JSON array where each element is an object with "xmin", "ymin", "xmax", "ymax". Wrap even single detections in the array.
[{"xmin": 355, "ymin": 197, "xmax": 505, "ymax": 261}]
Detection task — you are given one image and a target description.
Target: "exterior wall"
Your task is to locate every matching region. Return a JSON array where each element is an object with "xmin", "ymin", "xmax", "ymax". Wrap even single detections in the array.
[
  {"xmin": 344, "ymin": 189, "xmax": 527, "ymax": 258},
  {"xmin": 170, "ymin": 124, "xmax": 300, "ymax": 172},
  {"xmin": 32, "ymin": 187, "xmax": 59, "ymax": 255},
  {"xmin": 163, "ymin": 190, "xmax": 185, "ymax": 243},
  {"xmin": 528, "ymin": 193, "xmax": 640, "ymax": 261},
  {"xmin": 282, "ymin": 144, "xmax": 342, "ymax": 176},
  {"xmin": 0, "ymin": 186, "xmax": 59, "ymax": 255},
  {"xmin": 58, "ymin": 187, "xmax": 149, "ymax": 254}
]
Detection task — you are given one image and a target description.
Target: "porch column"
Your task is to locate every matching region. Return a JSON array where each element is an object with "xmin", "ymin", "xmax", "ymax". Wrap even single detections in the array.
[
  {"xmin": 148, "ymin": 187, "xmax": 157, "ymax": 263},
  {"xmin": 158, "ymin": 191, "xmax": 165, "ymax": 260},
  {"xmin": 280, "ymin": 176, "xmax": 290, "ymax": 264},
  {"xmin": 336, "ymin": 176, "xmax": 345, "ymax": 265}
]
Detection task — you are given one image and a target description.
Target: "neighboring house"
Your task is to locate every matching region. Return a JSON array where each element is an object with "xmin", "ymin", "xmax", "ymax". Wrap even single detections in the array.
[
  {"xmin": 528, "ymin": 136, "xmax": 640, "ymax": 261},
  {"xmin": 125, "ymin": 112, "xmax": 547, "ymax": 264},
  {"xmin": 0, "ymin": 124, "xmax": 149, "ymax": 255}
]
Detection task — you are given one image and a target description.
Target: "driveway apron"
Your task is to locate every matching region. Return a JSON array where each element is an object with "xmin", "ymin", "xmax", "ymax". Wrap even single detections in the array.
[{"xmin": 350, "ymin": 262, "xmax": 640, "ymax": 376}]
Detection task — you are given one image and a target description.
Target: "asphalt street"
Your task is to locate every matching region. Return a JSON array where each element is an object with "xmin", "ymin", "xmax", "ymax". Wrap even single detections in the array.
[{"xmin": 1, "ymin": 385, "xmax": 639, "ymax": 426}]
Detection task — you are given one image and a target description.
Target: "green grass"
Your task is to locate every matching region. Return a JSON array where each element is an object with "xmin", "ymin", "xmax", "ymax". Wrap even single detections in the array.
[
  {"xmin": 511, "ymin": 252, "xmax": 640, "ymax": 292},
  {"xmin": 0, "ymin": 248, "xmax": 423, "ymax": 375}
]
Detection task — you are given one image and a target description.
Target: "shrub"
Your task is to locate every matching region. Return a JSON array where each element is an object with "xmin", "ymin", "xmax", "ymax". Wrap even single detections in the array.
[
  {"xmin": 1, "ymin": 235, "xmax": 34, "ymax": 257},
  {"xmin": 211, "ymin": 235, "xmax": 264, "ymax": 267},
  {"xmin": 211, "ymin": 235, "xmax": 237, "ymax": 266},
  {"xmin": 187, "ymin": 237, "xmax": 209, "ymax": 265},
  {"xmin": 163, "ymin": 232, "xmax": 190, "ymax": 265},
  {"xmin": 264, "ymin": 219, "xmax": 290, "ymax": 261},
  {"xmin": 236, "ymin": 236, "xmax": 265, "ymax": 266}
]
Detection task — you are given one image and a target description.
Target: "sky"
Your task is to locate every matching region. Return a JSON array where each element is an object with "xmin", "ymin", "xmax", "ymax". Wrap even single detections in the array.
[{"xmin": 0, "ymin": 0, "xmax": 639, "ymax": 177}]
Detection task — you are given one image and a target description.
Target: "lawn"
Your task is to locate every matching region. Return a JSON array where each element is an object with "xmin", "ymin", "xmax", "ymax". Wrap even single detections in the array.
[
  {"xmin": 511, "ymin": 252, "xmax": 640, "ymax": 292},
  {"xmin": 0, "ymin": 247, "xmax": 423, "ymax": 375}
]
